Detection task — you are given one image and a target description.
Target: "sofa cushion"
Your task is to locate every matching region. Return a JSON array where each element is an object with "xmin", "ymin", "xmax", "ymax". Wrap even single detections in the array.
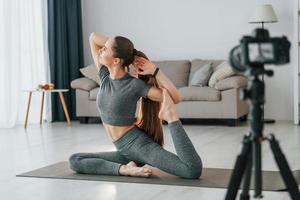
[
  {"xmin": 89, "ymin": 87, "xmax": 99, "ymax": 100},
  {"xmin": 152, "ymin": 60, "xmax": 190, "ymax": 87},
  {"xmin": 179, "ymin": 86, "xmax": 221, "ymax": 101},
  {"xmin": 189, "ymin": 63, "xmax": 213, "ymax": 86},
  {"xmin": 70, "ymin": 77, "xmax": 98, "ymax": 91},
  {"xmin": 215, "ymin": 76, "xmax": 248, "ymax": 90},
  {"xmin": 79, "ymin": 64, "xmax": 100, "ymax": 85},
  {"xmin": 208, "ymin": 61, "xmax": 236, "ymax": 88},
  {"xmin": 189, "ymin": 59, "xmax": 224, "ymax": 84}
]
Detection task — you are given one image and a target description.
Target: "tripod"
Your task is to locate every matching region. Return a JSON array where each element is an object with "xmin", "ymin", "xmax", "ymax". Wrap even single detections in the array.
[{"xmin": 225, "ymin": 67, "xmax": 300, "ymax": 200}]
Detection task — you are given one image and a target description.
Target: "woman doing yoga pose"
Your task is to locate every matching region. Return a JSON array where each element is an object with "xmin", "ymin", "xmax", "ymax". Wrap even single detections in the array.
[{"xmin": 69, "ymin": 32, "xmax": 203, "ymax": 179}]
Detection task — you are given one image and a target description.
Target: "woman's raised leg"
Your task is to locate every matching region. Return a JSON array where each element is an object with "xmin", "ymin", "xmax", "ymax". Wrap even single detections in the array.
[
  {"xmin": 133, "ymin": 88, "xmax": 203, "ymax": 179},
  {"xmin": 159, "ymin": 88, "xmax": 202, "ymax": 172}
]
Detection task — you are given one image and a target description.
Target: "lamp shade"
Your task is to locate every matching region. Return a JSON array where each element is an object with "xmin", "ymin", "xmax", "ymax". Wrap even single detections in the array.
[{"xmin": 249, "ymin": 4, "xmax": 278, "ymax": 23}]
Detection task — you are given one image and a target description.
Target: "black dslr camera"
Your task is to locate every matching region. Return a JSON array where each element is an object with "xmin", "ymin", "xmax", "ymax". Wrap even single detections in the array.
[{"xmin": 229, "ymin": 28, "xmax": 291, "ymax": 72}]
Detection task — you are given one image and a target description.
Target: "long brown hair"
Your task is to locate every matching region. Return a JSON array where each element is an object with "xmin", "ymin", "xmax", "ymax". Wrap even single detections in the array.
[{"xmin": 113, "ymin": 36, "xmax": 164, "ymax": 147}]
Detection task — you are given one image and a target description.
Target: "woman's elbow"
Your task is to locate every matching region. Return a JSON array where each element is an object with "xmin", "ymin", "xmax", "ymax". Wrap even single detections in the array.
[
  {"xmin": 89, "ymin": 32, "xmax": 95, "ymax": 40},
  {"xmin": 89, "ymin": 32, "xmax": 98, "ymax": 45}
]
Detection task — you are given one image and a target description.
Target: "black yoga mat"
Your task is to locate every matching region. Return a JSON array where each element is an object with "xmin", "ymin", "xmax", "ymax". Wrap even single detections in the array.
[{"xmin": 16, "ymin": 161, "xmax": 300, "ymax": 191}]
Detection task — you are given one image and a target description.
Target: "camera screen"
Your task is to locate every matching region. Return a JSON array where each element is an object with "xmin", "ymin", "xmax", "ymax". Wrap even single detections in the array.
[{"xmin": 248, "ymin": 42, "xmax": 274, "ymax": 63}]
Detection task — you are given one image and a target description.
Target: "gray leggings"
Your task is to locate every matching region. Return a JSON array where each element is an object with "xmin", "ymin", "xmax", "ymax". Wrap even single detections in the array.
[{"xmin": 69, "ymin": 120, "xmax": 203, "ymax": 179}]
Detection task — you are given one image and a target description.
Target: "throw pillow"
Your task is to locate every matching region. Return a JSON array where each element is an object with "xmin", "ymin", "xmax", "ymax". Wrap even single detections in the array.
[
  {"xmin": 214, "ymin": 75, "xmax": 248, "ymax": 90},
  {"xmin": 208, "ymin": 61, "xmax": 235, "ymax": 88},
  {"xmin": 79, "ymin": 64, "xmax": 101, "ymax": 85},
  {"xmin": 189, "ymin": 63, "xmax": 213, "ymax": 86}
]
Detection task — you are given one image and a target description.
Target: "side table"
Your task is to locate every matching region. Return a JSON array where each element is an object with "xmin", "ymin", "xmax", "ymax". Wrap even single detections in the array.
[{"xmin": 23, "ymin": 89, "xmax": 71, "ymax": 128}]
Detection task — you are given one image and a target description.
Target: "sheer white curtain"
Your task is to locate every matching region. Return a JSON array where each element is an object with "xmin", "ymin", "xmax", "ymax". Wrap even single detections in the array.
[{"xmin": 0, "ymin": 0, "xmax": 52, "ymax": 128}]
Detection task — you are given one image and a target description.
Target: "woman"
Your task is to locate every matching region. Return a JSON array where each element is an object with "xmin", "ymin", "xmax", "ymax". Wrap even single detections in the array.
[{"xmin": 69, "ymin": 32, "xmax": 203, "ymax": 179}]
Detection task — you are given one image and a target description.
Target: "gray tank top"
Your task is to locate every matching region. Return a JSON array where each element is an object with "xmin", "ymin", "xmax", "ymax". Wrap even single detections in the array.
[{"xmin": 96, "ymin": 65, "xmax": 151, "ymax": 126}]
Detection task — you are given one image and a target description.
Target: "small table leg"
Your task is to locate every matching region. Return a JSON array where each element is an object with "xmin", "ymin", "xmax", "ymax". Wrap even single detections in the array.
[
  {"xmin": 24, "ymin": 92, "xmax": 32, "ymax": 129},
  {"xmin": 40, "ymin": 91, "xmax": 45, "ymax": 124},
  {"xmin": 58, "ymin": 92, "xmax": 71, "ymax": 127}
]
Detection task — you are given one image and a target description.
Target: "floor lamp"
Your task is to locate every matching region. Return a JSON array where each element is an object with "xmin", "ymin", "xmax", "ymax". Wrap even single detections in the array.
[{"xmin": 249, "ymin": 4, "xmax": 278, "ymax": 124}]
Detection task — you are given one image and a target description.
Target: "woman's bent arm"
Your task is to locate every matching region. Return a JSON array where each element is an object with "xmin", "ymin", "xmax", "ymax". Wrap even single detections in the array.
[
  {"xmin": 89, "ymin": 32, "xmax": 109, "ymax": 70},
  {"xmin": 154, "ymin": 69, "xmax": 182, "ymax": 104},
  {"xmin": 133, "ymin": 57, "xmax": 182, "ymax": 104}
]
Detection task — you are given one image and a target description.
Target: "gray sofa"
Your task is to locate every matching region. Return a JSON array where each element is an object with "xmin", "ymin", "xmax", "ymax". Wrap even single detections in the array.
[{"xmin": 71, "ymin": 59, "xmax": 249, "ymax": 126}]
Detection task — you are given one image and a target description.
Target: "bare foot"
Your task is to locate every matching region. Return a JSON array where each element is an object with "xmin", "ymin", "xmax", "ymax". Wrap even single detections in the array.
[
  {"xmin": 119, "ymin": 161, "xmax": 152, "ymax": 177},
  {"xmin": 158, "ymin": 88, "xmax": 179, "ymax": 123}
]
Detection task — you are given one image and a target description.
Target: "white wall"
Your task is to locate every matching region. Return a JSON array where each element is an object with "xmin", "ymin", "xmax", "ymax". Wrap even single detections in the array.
[{"xmin": 81, "ymin": 0, "xmax": 295, "ymax": 121}]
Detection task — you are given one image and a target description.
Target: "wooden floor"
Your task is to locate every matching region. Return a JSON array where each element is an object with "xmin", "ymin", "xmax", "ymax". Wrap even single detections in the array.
[{"xmin": 0, "ymin": 120, "xmax": 299, "ymax": 200}]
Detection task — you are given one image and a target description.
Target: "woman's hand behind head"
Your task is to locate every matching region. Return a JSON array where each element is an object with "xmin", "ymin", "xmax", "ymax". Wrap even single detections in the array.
[
  {"xmin": 128, "ymin": 64, "xmax": 139, "ymax": 78},
  {"xmin": 133, "ymin": 56, "xmax": 157, "ymax": 76}
]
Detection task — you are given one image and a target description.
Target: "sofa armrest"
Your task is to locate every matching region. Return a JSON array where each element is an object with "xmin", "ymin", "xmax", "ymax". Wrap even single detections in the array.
[
  {"xmin": 70, "ymin": 77, "xmax": 98, "ymax": 91},
  {"xmin": 214, "ymin": 75, "xmax": 248, "ymax": 91}
]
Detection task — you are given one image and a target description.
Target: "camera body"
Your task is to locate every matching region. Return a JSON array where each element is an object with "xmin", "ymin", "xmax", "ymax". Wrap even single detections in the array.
[{"xmin": 230, "ymin": 28, "xmax": 291, "ymax": 72}]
